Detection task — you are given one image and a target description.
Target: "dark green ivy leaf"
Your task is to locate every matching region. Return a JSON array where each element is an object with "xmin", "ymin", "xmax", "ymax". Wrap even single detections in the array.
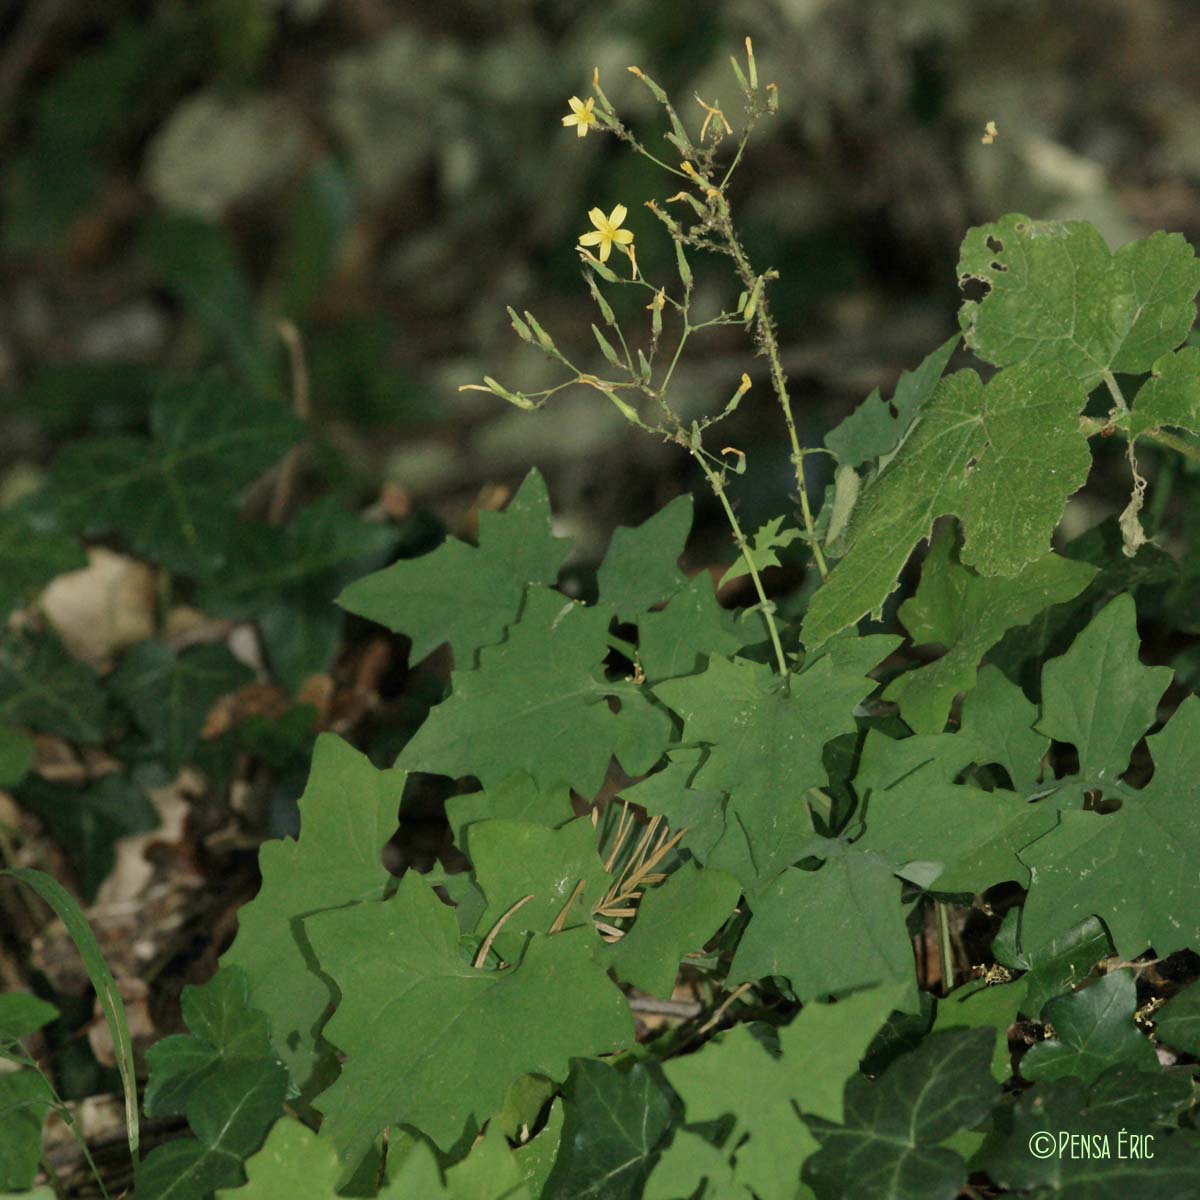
[
  {"xmin": 0, "ymin": 993, "xmax": 59, "ymax": 1044},
  {"xmin": 110, "ymin": 640, "xmax": 254, "ymax": 769},
  {"xmin": 1021, "ymin": 970, "xmax": 1159, "ymax": 1084},
  {"xmin": 201, "ymin": 498, "xmax": 397, "ymax": 691},
  {"xmin": 974, "ymin": 1066, "xmax": 1200, "ymax": 1197},
  {"xmin": 142, "ymin": 215, "xmax": 278, "ymax": 398},
  {"xmin": 0, "ymin": 723, "xmax": 34, "ymax": 789},
  {"xmin": 0, "ymin": 1069, "xmax": 55, "ymax": 1191},
  {"xmin": 0, "ymin": 503, "xmax": 86, "ymax": 622},
  {"xmin": 16, "ymin": 773, "xmax": 157, "ymax": 901},
  {"xmin": 34, "ymin": 375, "xmax": 303, "ymax": 575},
  {"xmin": 803, "ymin": 1028, "xmax": 997, "ymax": 1200},
  {"xmin": 542, "ymin": 1059, "xmax": 678, "ymax": 1200},
  {"xmin": 0, "ymin": 630, "xmax": 108, "ymax": 744},
  {"xmin": 1154, "ymin": 978, "xmax": 1200, "ymax": 1056},
  {"xmin": 143, "ymin": 966, "xmax": 280, "ymax": 1118},
  {"xmin": 133, "ymin": 1059, "xmax": 289, "ymax": 1200}
]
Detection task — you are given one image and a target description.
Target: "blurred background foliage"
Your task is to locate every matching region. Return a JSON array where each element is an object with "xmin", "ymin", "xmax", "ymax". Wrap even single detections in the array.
[{"xmin": 4, "ymin": 0, "xmax": 1200, "ymax": 553}]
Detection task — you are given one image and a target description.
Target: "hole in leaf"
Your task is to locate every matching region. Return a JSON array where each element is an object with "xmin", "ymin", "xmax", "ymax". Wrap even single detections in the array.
[
  {"xmin": 990, "ymin": 260, "xmax": 1008, "ymax": 272},
  {"xmin": 964, "ymin": 456, "xmax": 979, "ymax": 472},
  {"xmin": 887, "ymin": 402, "xmax": 899, "ymax": 418},
  {"xmin": 960, "ymin": 276, "xmax": 989, "ymax": 303},
  {"xmin": 986, "ymin": 235, "xmax": 1004, "ymax": 253},
  {"xmin": 1083, "ymin": 788, "xmax": 1123, "ymax": 815}
]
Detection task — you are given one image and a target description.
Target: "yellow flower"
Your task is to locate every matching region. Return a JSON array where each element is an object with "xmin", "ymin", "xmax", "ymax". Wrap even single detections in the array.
[
  {"xmin": 578, "ymin": 205, "xmax": 634, "ymax": 263},
  {"xmin": 562, "ymin": 96, "xmax": 597, "ymax": 138}
]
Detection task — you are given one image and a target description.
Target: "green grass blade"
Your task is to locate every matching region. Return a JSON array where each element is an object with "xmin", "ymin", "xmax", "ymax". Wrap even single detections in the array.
[{"xmin": 1, "ymin": 868, "xmax": 139, "ymax": 1163}]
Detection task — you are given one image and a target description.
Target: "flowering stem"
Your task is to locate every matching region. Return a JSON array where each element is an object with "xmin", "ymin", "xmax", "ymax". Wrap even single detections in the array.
[
  {"xmin": 688, "ymin": 444, "xmax": 788, "ymax": 679},
  {"xmin": 717, "ymin": 211, "xmax": 829, "ymax": 581}
]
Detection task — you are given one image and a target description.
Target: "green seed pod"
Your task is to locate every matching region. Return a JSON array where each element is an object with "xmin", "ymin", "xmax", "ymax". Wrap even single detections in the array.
[
  {"xmin": 675, "ymin": 242, "xmax": 693, "ymax": 290},
  {"xmin": 591, "ymin": 324, "xmax": 622, "ymax": 368},
  {"xmin": 506, "ymin": 306, "xmax": 533, "ymax": 342},
  {"xmin": 523, "ymin": 312, "xmax": 557, "ymax": 354}
]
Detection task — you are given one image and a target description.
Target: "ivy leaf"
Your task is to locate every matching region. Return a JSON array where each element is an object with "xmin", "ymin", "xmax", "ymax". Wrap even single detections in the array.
[
  {"xmin": 719, "ymin": 516, "xmax": 802, "ymax": 586},
  {"xmin": 1018, "ymin": 695, "xmax": 1200, "ymax": 959},
  {"xmin": 144, "ymin": 967, "xmax": 278, "ymax": 1118},
  {"xmin": 0, "ymin": 631, "xmax": 108, "ymax": 744},
  {"xmin": 221, "ymin": 735, "xmax": 404, "ymax": 1097},
  {"xmin": 802, "ymin": 363, "xmax": 1093, "ymax": 647},
  {"xmin": 306, "ymin": 872, "xmax": 631, "ymax": 1173},
  {"xmin": 541, "ymin": 1060, "xmax": 677, "ymax": 1200},
  {"xmin": 958, "ymin": 215, "xmax": 1200, "ymax": 387},
  {"xmin": 468, "ymin": 817, "xmax": 609, "ymax": 939},
  {"xmin": 1128, "ymin": 345, "xmax": 1200, "ymax": 441},
  {"xmin": 654, "ymin": 651, "xmax": 884, "ymax": 889},
  {"xmin": 729, "ymin": 845, "xmax": 917, "ymax": 1003},
  {"xmin": 802, "ymin": 1028, "xmax": 997, "ymax": 1200},
  {"xmin": 110, "ymin": 641, "xmax": 253, "ymax": 769},
  {"xmin": 1037, "ymin": 594, "xmax": 1172, "ymax": 786},
  {"xmin": 0, "ymin": 724, "xmax": 34, "ymax": 789},
  {"xmin": 601, "ymin": 861, "xmax": 740, "ymax": 998},
  {"xmin": 1021, "ymin": 970, "xmax": 1157, "ymax": 1083},
  {"xmin": 974, "ymin": 1068, "xmax": 1200, "ymax": 1197},
  {"xmin": 885, "ymin": 530, "xmax": 1096, "ymax": 733},
  {"xmin": 132, "ymin": 1059, "xmax": 289, "ymax": 1200},
  {"xmin": 0, "ymin": 993, "xmax": 58, "ymax": 1044},
  {"xmin": 143, "ymin": 215, "xmax": 277, "ymax": 398},
  {"xmin": 399, "ymin": 587, "xmax": 671, "ymax": 797},
  {"xmin": 338, "ymin": 470, "xmax": 569, "ymax": 668},
  {"xmin": 0, "ymin": 1070, "xmax": 54, "ymax": 1191},
  {"xmin": 34, "ymin": 375, "xmax": 303, "ymax": 575},
  {"xmin": 656, "ymin": 985, "xmax": 908, "ymax": 1200},
  {"xmin": 596, "ymin": 494, "xmax": 691, "ymax": 619},
  {"xmin": 0, "ymin": 504, "xmax": 85, "ymax": 621},
  {"xmin": 16, "ymin": 774, "xmax": 157, "ymax": 901},
  {"xmin": 1154, "ymin": 979, "xmax": 1200, "ymax": 1055},
  {"xmin": 932, "ymin": 978, "xmax": 1022, "ymax": 1080},
  {"xmin": 202, "ymin": 499, "xmax": 398, "ymax": 691},
  {"xmin": 825, "ymin": 334, "xmax": 959, "ymax": 469},
  {"xmin": 994, "ymin": 915, "xmax": 1113, "ymax": 1016},
  {"xmin": 636, "ymin": 573, "xmax": 750, "ymax": 685}
]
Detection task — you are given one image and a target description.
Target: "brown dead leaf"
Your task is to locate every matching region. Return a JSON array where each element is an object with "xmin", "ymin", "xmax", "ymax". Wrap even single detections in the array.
[{"xmin": 38, "ymin": 548, "xmax": 157, "ymax": 670}]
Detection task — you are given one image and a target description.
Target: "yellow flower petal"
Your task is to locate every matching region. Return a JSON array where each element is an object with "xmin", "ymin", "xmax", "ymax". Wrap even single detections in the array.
[
  {"xmin": 608, "ymin": 204, "xmax": 628, "ymax": 227},
  {"xmin": 612, "ymin": 228, "xmax": 634, "ymax": 245},
  {"xmin": 576, "ymin": 123, "xmax": 588, "ymax": 138},
  {"xmin": 578, "ymin": 230, "xmax": 604, "ymax": 246},
  {"xmin": 588, "ymin": 207, "xmax": 608, "ymax": 231},
  {"xmin": 569, "ymin": 96, "xmax": 585, "ymax": 114},
  {"xmin": 562, "ymin": 114, "xmax": 577, "ymax": 127},
  {"xmin": 598, "ymin": 240, "xmax": 613, "ymax": 262}
]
